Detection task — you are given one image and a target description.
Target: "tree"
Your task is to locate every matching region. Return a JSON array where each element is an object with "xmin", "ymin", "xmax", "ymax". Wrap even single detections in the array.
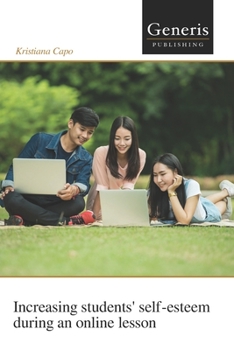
[
  {"xmin": 1, "ymin": 62, "xmax": 234, "ymax": 175},
  {"xmin": 0, "ymin": 77, "xmax": 79, "ymax": 173}
]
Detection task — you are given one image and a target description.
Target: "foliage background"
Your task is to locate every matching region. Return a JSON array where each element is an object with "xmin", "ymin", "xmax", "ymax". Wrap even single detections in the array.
[{"xmin": 0, "ymin": 62, "xmax": 234, "ymax": 176}]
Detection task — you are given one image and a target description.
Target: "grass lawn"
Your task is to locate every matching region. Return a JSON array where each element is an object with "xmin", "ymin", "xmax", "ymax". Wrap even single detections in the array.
[
  {"xmin": 1, "ymin": 175, "xmax": 234, "ymax": 277},
  {"xmin": 1, "ymin": 207, "xmax": 234, "ymax": 277}
]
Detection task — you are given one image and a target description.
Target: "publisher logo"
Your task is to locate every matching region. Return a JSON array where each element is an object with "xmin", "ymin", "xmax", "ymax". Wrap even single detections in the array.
[{"xmin": 142, "ymin": 0, "xmax": 213, "ymax": 54}]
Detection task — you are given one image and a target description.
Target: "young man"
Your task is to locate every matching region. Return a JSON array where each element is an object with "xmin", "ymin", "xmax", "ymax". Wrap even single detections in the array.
[{"xmin": 1, "ymin": 107, "xmax": 99, "ymax": 226}]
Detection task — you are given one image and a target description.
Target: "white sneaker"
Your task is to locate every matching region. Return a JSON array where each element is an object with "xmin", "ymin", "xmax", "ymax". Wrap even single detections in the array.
[
  {"xmin": 219, "ymin": 180, "xmax": 234, "ymax": 197},
  {"xmin": 222, "ymin": 197, "xmax": 232, "ymax": 220}
]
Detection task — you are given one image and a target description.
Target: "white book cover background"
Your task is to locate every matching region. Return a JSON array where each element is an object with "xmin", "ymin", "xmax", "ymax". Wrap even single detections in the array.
[
  {"xmin": 0, "ymin": 0, "xmax": 233, "ymax": 61},
  {"xmin": 0, "ymin": 1, "xmax": 233, "ymax": 349}
]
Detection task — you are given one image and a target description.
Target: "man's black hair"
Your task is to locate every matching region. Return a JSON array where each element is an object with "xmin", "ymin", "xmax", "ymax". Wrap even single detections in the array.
[{"xmin": 70, "ymin": 107, "xmax": 99, "ymax": 127}]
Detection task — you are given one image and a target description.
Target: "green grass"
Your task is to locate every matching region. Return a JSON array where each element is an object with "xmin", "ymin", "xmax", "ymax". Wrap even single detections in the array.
[
  {"xmin": 1, "ymin": 208, "xmax": 234, "ymax": 277},
  {"xmin": 1, "ymin": 190, "xmax": 234, "ymax": 277}
]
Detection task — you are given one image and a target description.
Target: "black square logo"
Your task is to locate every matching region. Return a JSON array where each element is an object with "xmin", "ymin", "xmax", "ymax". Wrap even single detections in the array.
[{"xmin": 142, "ymin": 0, "xmax": 213, "ymax": 54}]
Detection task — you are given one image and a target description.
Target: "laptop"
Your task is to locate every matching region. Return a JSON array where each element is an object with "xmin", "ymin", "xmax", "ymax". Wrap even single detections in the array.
[
  {"xmin": 13, "ymin": 158, "xmax": 66, "ymax": 195},
  {"xmin": 99, "ymin": 189, "xmax": 150, "ymax": 227}
]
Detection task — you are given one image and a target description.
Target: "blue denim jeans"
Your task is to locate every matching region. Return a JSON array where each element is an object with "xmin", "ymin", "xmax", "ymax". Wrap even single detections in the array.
[{"xmin": 190, "ymin": 197, "xmax": 222, "ymax": 223}]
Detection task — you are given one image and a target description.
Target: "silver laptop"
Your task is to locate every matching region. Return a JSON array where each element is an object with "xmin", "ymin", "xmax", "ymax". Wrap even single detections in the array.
[
  {"xmin": 99, "ymin": 189, "xmax": 150, "ymax": 226},
  {"xmin": 13, "ymin": 158, "xmax": 66, "ymax": 195}
]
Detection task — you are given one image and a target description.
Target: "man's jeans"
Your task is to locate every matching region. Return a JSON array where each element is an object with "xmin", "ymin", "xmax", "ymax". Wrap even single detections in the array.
[{"xmin": 4, "ymin": 191, "xmax": 85, "ymax": 226}]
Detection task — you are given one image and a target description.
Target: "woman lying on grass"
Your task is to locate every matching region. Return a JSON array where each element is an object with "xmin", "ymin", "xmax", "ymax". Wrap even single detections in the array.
[{"xmin": 148, "ymin": 153, "xmax": 234, "ymax": 225}]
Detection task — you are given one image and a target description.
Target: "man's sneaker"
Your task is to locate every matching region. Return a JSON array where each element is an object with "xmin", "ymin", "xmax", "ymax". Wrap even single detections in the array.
[
  {"xmin": 219, "ymin": 180, "xmax": 234, "ymax": 197},
  {"xmin": 4, "ymin": 215, "xmax": 24, "ymax": 226},
  {"xmin": 69, "ymin": 210, "xmax": 96, "ymax": 225},
  {"xmin": 222, "ymin": 197, "xmax": 232, "ymax": 220}
]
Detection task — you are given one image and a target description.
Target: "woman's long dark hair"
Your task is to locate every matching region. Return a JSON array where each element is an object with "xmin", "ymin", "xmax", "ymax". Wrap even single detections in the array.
[
  {"xmin": 148, "ymin": 153, "xmax": 186, "ymax": 219},
  {"xmin": 106, "ymin": 116, "xmax": 140, "ymax": 180}
]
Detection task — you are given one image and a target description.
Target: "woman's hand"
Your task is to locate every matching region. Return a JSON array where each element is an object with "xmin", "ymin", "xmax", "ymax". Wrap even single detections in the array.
[{"xmin": 168, "ymin": 175, "xmax": 183, "ymax": 193}]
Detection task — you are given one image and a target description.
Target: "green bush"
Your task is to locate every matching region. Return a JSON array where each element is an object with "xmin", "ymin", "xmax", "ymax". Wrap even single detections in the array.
[{"xmin": 0, "ymin": 77, "xmax": 79, "ymax": 173}]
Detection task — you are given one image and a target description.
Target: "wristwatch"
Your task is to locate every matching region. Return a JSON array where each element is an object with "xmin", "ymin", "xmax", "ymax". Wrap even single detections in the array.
[{"xmin": 168, "ymin": 191, "xmax": 177, "ymax": 198}]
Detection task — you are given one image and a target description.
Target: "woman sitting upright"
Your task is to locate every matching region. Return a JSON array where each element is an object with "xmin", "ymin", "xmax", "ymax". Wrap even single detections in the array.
[{"xmin": 87, "ymin": 116, "xmax": 146, "ymax": 220}]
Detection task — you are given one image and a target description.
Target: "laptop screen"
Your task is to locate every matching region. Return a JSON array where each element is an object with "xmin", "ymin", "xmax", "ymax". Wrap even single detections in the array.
[
  {"xmin": 99, "ymin": 189, "xmax": 150, "ymax": 227},
  {"xmin": 13, "ymin": 158, "xmax": 66, "ymax": 195}
]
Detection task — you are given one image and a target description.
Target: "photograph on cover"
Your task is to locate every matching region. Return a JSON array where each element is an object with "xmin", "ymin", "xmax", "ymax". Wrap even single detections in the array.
[{"xmin": 0, "ymin": 61, "xmax": 234, "ymax": 277}]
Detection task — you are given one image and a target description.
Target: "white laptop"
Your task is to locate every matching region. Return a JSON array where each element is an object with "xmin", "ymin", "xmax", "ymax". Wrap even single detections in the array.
[
  {"xmin": 13, "ymin": 158, "xmax": 66, "ymax": 195},
  {"xmin": 99, "ymin": 189, "xmax": 150, "ymax": 227}
]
